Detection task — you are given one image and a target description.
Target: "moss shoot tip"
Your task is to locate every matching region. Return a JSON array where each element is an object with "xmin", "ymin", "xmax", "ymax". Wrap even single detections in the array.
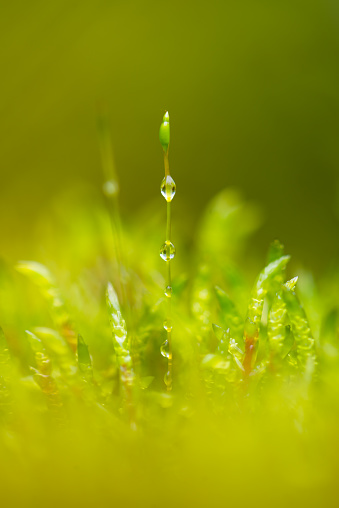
[{"xmin": 159, "ymin": 111, "xmax": 170, "ymax": 152}]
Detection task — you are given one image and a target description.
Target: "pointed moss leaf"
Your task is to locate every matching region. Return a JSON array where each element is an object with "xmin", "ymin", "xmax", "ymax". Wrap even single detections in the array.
[
  {"xmin": 243, "ymin": 256, "xmax": 290, "ymax": 374},
  {"xmin": 33, "ymin": 327, "xmax": 70, "ymax": 357},
  {"xmin": 267, "ymin": 292, "xmax": 287, "ymax": 356},
  {"xmin": 201, "ymin": 354, "xmax": 229, "ymax": 370},
  {"xmin": 265, "ymin": 247, "xmax": 289, "ymax": 310},
  {"xmin": 212, "ymin": 324, "xmax": 232, "ymax": 357},
  {"xmin": 77, "ymin": 335, "xmax": 92, "ymax": 369},
  {"xmin": 285, "ymin": 276, "xmax": 298, "ymax": 290},
  {"xmin": 247, "ymin": 255, "xmax": 291, "ymax": 328},
  {"xmin": 139, "ymin": 376, "xmax": 154, "ymax": 390},
  {"xmin": 33, "ymin": 327, "xmax": 75, "ymax": 376},
  {"xmin": 25, "ymin": 332, "xmax": 62, "ymax": 414},
  {"xmin": 282, "ymin": 285, "xmax": 315, "ymax": 370},
  {"xmin": 77, "ymin": 335, "xmax": 93, "ymax": 383},
  {"xmin": 281, "ymin": 326, "xmax": 295, "ymax": 359},
  {"xmin": 16, "ymin": 261, "xmax": 55, "ymax": 287},
  {"xmin": 106, "ymin": 283, "xmax": 134, "ymax": 396},
  {"xmin": 255, "ymin": 255, "xmax": 290, "ymax": 295},
  {"xmin": 215, "ymin": 287, "xmax": 237, "ymax": 315},
  {"xmin": 106, "ymin": 282, "xmax": 121, "ymax": 314},
  {"xmin": 233, "ymin": 356, "xmax": 245, "ymax": 372},
  {"xmin": 26, "ymin": 330, "xmax": 53, "ymax": 378},
  {"xmin": 212, "ymin": 323, "xmax": 227, "ymax": 342},
  {"xmin": 267, "ymin": 277, "xmax": 298, "ymax": 359},
  {"xmin": 17, "ymin": 262, "xmax": 76, "ymax": 352},
  {"xmin": 228, "ymin": 338, "xmax": 244, "ymax": 358},
  {"xmin": 26, "ymin": 330, "xmax": 45, "ymax": 355},
  {"xmin": 106, "ymin": 282, "xmax": 128, "ymax": 349}
]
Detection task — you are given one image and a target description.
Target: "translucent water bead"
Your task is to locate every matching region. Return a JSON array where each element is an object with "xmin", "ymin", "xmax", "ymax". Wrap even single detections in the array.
[
  {"xmin": 160, "ymin": 241, "xmax": 175, "ymax": 261},
  {"xmin": 164, "ymin": 370, "xmax": 172, "ymax": 388},
  {"xmin": 165, "ymin": 285, "xmax": 172, "ymax": 298},
  {"xmin": 103, "ymin": 180, "xmax": 119, "ymax": 197},
  {"xmin": 163, "ymin": 320, "xmax": 172, "ymax": 332},
  {"xmin": 160, "ymin": 339, "xmax": 170, "ymax": 358},
  {"xmin": 160, "ymin": 175, "xmax": 176, "ymax": 202}
]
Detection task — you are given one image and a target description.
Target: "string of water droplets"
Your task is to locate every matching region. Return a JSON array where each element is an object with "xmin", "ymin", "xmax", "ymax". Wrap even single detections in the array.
[{"xmin": 159, "ymin": 111, "xmax": 176, "ymax": 391}]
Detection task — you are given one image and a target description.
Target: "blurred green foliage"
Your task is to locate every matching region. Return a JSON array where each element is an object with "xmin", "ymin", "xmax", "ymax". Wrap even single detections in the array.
[
  {"xmin": 1, "ymin": 2, "xmax": 339, "ymax": 505},
  {"xmin": 0, "ymin": 186, "xmax": 339, "ymax": 507}
]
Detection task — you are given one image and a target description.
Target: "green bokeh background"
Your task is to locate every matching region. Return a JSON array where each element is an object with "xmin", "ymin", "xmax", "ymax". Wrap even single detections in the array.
[{"xmin": 1, "ymin": 0, "xmax": 339, "ymax": 270}]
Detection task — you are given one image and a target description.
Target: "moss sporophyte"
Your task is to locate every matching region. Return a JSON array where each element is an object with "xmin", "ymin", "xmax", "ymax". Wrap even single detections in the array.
[{"xmin": 159, "ymin": 111, "xmax": 175, "ymax": 391}]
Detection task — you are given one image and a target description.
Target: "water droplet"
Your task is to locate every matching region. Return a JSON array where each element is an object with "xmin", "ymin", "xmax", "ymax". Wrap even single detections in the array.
[
  {"xmin": 160, "ymin": 340, "xmax": 170, "ymax": 358},
  {"xmin": 103, "ymin": 180, "xmax": 119, "ymax": 197},
  {"xmin": 165, "ymin": 285, "xmax": 172, "ymax": 298},
  {"xmin": 160, "ymin": 241, "xmax": 175, "ymax": 261},
  {"xmin": 164, "ymin": 370, "xmax": 172, "ymax": 388},
  {"xmin": 160, "ymin": 175, "xmax": 176, "ymax": 202},
  {"xmin": 163, "ymin": 320, "xmax": 172, "ymax": 332}
]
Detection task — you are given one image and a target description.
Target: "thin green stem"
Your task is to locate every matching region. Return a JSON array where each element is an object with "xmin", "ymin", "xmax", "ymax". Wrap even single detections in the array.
[
  {"xmin": 164, "ymin": 153, "xmax": 173, "ymax": 392},
  {"xmin": 164, "ymin": 149, "xmax": 170, "ymax": 177},
  {"xmin": 166, "ymin": 201, "xmax": 171, "ymax": 243}
]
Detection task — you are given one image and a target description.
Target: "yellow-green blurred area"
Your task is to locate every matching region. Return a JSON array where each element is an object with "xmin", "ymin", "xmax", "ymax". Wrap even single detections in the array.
[
  {"xmin": 2, "ymin": 3, "xmax": 339, "ymax": 508},
  {"xmin": 1, "ymin": 407, "xmax": 339, "ymax": 508},
  {"xmin": 1, "ymin": 0, "xmax": 339, "ymax": 270}
]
